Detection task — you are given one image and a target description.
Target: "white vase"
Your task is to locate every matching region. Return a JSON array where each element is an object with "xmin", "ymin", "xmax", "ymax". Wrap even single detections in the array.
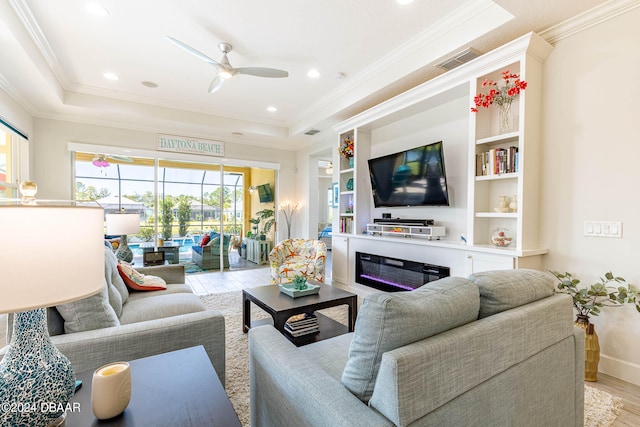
[
  {"xmin": 495, "ymin": 195, "xmax": 509, "ymax": 213},
  {"xmin": 509, "ymin": 195, "xmax": 517, "ymax": 212}
]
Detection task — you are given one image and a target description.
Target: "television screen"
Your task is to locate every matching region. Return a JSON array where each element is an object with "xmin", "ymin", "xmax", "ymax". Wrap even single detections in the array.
[
  {"xmin": 368, "ymin": 141, "xmax": 449, "ymax": 207},
  {"xmin": 257, "ymin": 183, "xmax": 273, "ymax": 203}
]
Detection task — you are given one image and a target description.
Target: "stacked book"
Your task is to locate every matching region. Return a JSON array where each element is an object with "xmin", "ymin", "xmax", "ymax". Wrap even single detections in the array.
[
  {"xmin": 476, "ymin": 146, "xmax": 519, "ymax": 176},
  {"xmin": 285, "ymin": 313, "xmax": 319, "ymax": 337}
]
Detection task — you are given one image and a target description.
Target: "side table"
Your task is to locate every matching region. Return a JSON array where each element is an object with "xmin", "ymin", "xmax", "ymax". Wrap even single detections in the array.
[
  {"xmin": 66, "ymin": 346, "xmax": 240, "ymax": 426},
  {"xmin": 140, "ymin": 242, "xmax": 181, "ymax": 264},
  {"xmin": 246, "ymin": 239, "xmax": 271, "ymax": 264}
]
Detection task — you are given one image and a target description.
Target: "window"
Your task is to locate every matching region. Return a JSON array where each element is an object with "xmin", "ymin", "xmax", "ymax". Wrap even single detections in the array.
[
  {"xmin": 74, "ymin": 152, "xmax": 248, "ymax": 263},
  {"xmin": 0, "ymin": 121, "xmax": 26, "ymax": 198}
]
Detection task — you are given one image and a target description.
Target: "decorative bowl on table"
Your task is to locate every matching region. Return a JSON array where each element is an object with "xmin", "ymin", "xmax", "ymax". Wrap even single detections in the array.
[
  {"xmin": 490, "ymin": 227, "xmax": 513, "ymax": 247},
  {"xmin": 278, "ymin": 282, "xmax": 320, "ymax": 298},
  {"xmin": 279, "ymin": 276, "xmax": 320, "ymax": 298}
]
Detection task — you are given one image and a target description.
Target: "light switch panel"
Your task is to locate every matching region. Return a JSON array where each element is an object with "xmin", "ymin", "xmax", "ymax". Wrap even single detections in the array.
[{"xmin": 584, "ymin": 221, "xmax": 622, "ymax": 238}]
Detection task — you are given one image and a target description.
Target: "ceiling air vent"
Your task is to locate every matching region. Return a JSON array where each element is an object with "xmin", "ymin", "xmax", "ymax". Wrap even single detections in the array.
[
  {"xmin": 436, "ymin": 48, "xmax": 481, "ymax": 71},
  {"xmin": 304, "ymin": 129, "xmax": 320, "ymax": 136}
]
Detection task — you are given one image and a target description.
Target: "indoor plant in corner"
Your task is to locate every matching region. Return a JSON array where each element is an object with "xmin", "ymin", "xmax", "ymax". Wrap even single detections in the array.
[{"xmin": 552, "ymin": 271, "xmax": 639, "ymax": 381}]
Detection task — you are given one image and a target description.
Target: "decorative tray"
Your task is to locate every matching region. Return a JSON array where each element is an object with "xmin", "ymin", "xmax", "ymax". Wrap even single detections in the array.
[{"xmin": 278, "ymin": 282, "xmax": 320, "ymax": 298}]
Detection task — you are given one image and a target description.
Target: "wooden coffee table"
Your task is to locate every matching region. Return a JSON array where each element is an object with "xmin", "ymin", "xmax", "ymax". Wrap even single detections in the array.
[
  {"xmin": 66, "ymin": 346, "xmax": 240, "ymax": 426},
  {"xmin": 242, "ymin": 281, "xmax": 357, "ymax": 346}
]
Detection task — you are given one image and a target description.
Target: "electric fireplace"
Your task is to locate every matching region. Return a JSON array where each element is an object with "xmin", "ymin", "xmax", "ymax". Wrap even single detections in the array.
[{"xmin": 355, "ymin": 252, "xmax": 449, "ymax": 292}]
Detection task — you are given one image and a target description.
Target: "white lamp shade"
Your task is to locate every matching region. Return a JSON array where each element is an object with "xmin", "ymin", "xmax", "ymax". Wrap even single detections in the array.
[
  {"xmin": 106, "ymin": 213, "xmax": 140, "ymax": 235},
  {"xmin": 0, "ymin": 206, "xmax": 105, "ymax": 313}
]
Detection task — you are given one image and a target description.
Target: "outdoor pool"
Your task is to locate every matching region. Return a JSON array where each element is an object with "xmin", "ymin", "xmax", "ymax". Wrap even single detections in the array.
[{"xmin": 128, "ymin": 236, "xmax": 198, "ymax": 255}]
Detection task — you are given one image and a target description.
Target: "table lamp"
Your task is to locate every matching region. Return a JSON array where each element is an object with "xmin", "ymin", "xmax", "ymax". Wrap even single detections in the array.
[
  {"xmin": 106, "ymin": 212, "xmax": 140, "ymax": 263},
  {"xmin": 0, "ymin": 188, "xmax": 104, "ymax": 426}
]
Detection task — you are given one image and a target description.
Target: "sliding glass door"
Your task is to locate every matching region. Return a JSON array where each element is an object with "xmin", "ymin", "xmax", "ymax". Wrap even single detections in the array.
[{"xmin": 74, "ymin": 153, "xmax": 248, "ymax": 269}]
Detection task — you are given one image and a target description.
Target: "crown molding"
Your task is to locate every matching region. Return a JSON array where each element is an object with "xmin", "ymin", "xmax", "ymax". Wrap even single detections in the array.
[{"xmin": 539, "ymin": 0, "xmax": 640, "ymax": 44}]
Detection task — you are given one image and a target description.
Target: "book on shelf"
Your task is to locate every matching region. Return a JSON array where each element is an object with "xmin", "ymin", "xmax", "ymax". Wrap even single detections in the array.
[
  {"xmin": 285, "ymin": 313, "xmax": 319, "ymax": 336},
  {"xmin": 476, "ymin": 146, "xmax": 519, "ymax": 176},
  {"xmin": 285, "ymin": 324, "xmax": 320, "ymax": 337},
  {"xmin": 339, "ymin": 217, "xmax": 354, "ymax": 233}
]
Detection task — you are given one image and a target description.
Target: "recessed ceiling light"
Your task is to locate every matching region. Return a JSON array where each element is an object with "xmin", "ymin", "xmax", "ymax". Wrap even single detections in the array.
[
  {"xmin": 85, "ymin": 2, "xmax": 110, "ymax": 16},
  {"xmin": 267, "ymin": 106, "xmax": 277, "ymax": 113},
  {"xmin": 397, "ymin": 0, "xmax": 414, "ymax": 5},
  {"xmin": 103, "ymin": 72, "xmax": 119, "ymax": 81},
  {"xmin": 141, "ymin": 81, "xmax": 158, "ymax": 88},
  {"xmin": 307, "ymin": 69, "xmax": 321, "ymax": 79}
]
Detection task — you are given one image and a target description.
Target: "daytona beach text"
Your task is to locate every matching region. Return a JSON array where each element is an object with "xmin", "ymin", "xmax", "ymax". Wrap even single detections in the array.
[{"xmin": 157, "ymin": 135, "xmax": 223, "ymax": 156}]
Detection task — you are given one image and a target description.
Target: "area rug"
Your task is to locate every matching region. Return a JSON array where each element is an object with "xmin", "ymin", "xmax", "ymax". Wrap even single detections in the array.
[
  {"xmin": 207, "ymin": 292, "xmax": 626, "ymax": 427},
  {"xmin": 584, "ymin": 384, "xmax": 624, "ymax": 427}
]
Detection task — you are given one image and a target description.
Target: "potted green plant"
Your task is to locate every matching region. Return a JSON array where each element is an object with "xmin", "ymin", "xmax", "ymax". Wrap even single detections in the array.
[
  {"xmin": 254, "ymin": 208, "xmax": 274, "ymax": 240},
  {"xmin": 551, "ymin": 271, "xmax": 639, "ymax": 381},
  {"xmin": 551, "ymin": 271, "xmax": 639, "ymax": 321},
  {"xmin": 249, "ymin": 217, "xmax": 261, "ymax": 238}
]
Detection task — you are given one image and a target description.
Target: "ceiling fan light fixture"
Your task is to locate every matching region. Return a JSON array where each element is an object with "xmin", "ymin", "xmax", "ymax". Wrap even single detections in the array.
[
  {"xmin": 92, "ymin": 157, "xmax": 110, "ymax": 168},
  {"xmin": 219, "ymin": 70, "xmax": 233, "ymax": 80}
]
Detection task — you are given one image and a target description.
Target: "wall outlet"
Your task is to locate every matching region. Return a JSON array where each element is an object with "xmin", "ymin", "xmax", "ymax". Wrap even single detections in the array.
[{"xmin": 584, "ymin": 221, "xmax": 622, "ymax": 238}]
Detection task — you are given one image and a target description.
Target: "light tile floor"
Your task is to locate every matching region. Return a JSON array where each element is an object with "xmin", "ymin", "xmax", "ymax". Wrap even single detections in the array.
[
  {"xmin": 186, "ymin": 250, "xmax": 336, "ymax": 295},
  {"xmin": 186, "ymin": 265, "xmax": 273, "ymax": 295}
]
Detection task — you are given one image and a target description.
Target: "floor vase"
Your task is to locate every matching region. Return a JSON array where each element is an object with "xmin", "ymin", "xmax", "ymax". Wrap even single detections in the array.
[{"xmin": 576, "ymin": 316, "xmax": 600, "ymax": 382}]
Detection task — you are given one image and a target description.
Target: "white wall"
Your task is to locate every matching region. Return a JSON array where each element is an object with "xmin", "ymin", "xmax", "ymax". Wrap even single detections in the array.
[
  {"xmin": 369, "ymin": 95, "xmax": 469, "ymax": 241},
  {"xmin": 297, "ymin": 134, "xmax": 336, "ymax": 240},
  {"xmin": 540, "ymin": 7, "xmax": 640, "ymax": 386}
]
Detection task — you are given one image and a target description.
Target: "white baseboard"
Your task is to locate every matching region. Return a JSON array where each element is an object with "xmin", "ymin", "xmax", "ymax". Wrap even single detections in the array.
[{"xmin": 599, "ymin": 353, "xmax": 640, "ymax": 387}]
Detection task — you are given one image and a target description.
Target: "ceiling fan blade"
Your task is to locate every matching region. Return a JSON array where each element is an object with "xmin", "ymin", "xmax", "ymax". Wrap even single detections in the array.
[
  {"xmin": 166, "ymin": 36, "xmax": 220, "ymax": 66},
  {"xmin": 208, "ymin": 74, "xmax": 224, "ymax": 93},
  {"xmin": 109, "ymin": 155, "xmax": 133, "ymax": 163},
  {"xmin": 233, "ymin": 67, "xmax": 289, "ymax": 78}
]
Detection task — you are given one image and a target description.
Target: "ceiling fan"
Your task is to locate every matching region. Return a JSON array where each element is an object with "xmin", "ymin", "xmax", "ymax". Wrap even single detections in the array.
[
  {"xmin": 166, "ymin": 36, "xmax": 289, "ymax": 93},
  {"xmin": 91, "ymin": 154, "xmax": 133, "ymax": 168}
]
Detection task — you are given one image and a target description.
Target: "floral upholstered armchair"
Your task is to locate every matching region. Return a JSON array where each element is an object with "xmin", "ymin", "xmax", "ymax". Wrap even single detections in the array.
[{"xmin": 269, "ymin": 239, "xmax": 327, "ymax": 285}]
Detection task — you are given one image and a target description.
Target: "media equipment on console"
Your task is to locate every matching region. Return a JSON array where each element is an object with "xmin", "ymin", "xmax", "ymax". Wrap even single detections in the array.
[{"xmin": 373, "ymin": 218, "xmax": 434, "ymax": 226}]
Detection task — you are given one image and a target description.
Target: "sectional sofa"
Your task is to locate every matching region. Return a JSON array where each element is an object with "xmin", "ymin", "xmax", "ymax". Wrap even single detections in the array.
[{"xmin": 249, "ymin": 269, "xmax": 584, "ymax": 426}]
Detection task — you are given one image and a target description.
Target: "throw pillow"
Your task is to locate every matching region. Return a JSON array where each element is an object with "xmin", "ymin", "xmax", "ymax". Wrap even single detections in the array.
[
  {"xmin": 117, "ymin": 262, "xmax": 167, "ymax": 291},
  {"xmin": 200, "ymin": 234, "xmax": 210, "ymax": 247},
  {"xmin": 341, "ymin": 276, "xmax": 480, "ymax": 403},
  {"xmin": 468, "ymin": 269, "xmax": 555, "ymax": 318},
  {"xmin": 56, "ymin": 279, "xmax": 120, "ymax": 333}
]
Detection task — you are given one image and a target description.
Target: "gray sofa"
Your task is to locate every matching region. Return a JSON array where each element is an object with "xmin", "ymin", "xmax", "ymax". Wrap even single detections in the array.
[
  {"xmin": 1, "ymin": 246, "xmax": 226, "ymax": 385},
  {"xmin": 249, "ymin": 269, "xmax": 584, "ymax": 426}
]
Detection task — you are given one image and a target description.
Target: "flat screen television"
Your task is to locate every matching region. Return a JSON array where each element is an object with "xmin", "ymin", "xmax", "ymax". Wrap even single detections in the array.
[
  {"xmin": 368, "ymin": 141, "xmax": 449, "ymax": 207},
  {"xmin": 257, "ymin": 183, "xmax": 274, "ymax": 203}
]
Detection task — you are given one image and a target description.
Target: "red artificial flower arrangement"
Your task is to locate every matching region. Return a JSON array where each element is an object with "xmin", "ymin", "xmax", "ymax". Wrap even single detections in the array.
[{"xmin": 470, "ymin": 70, "xmax": 527, "ymax": 112}]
